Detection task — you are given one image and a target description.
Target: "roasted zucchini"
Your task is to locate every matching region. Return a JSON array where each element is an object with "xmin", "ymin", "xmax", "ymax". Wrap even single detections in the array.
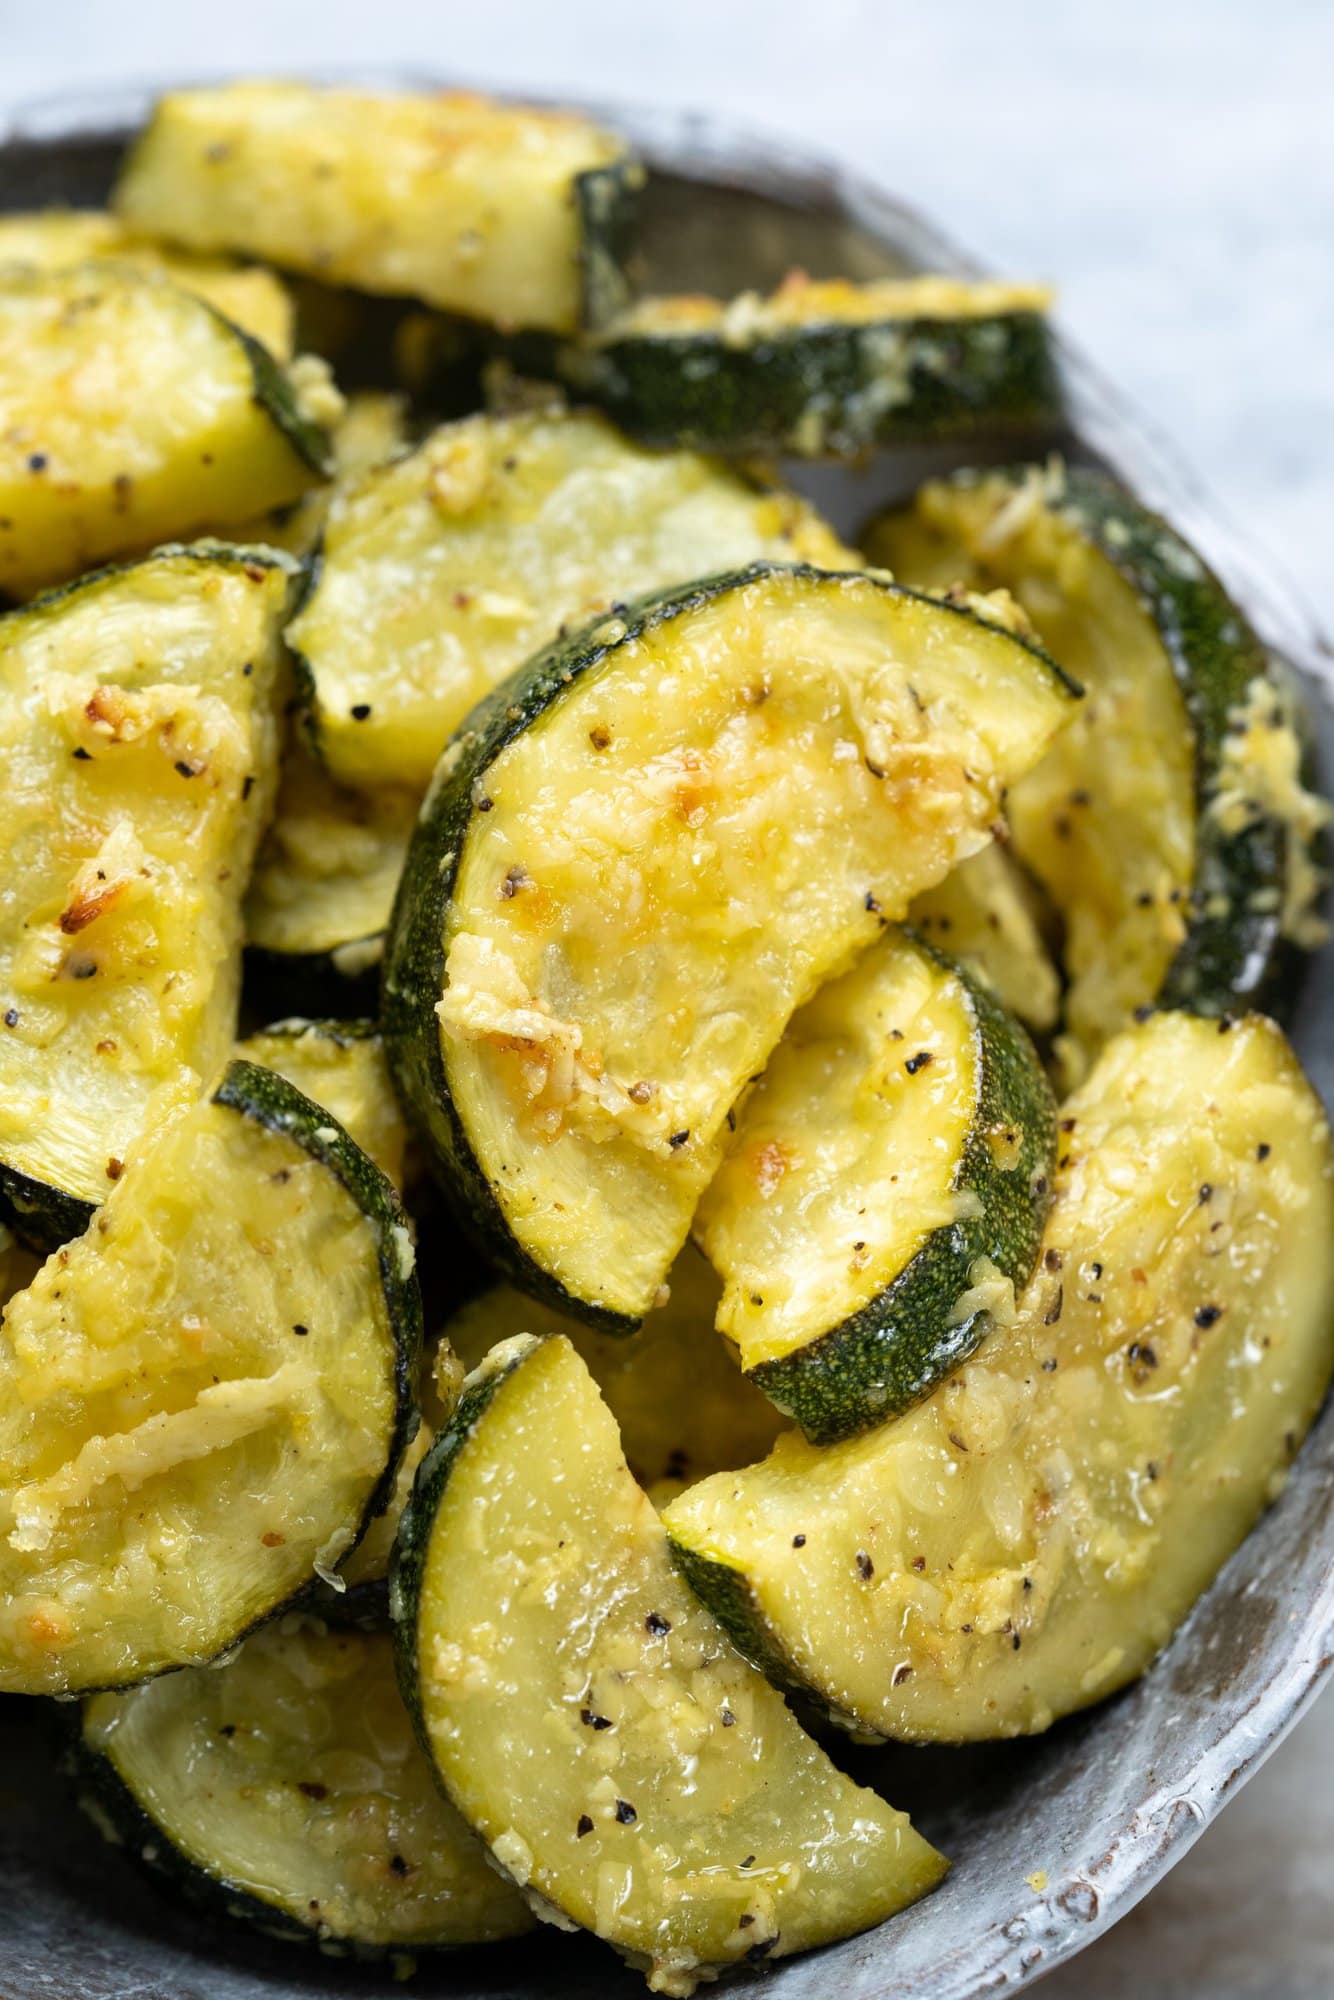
[
  {"xmin": 557, "ymin": 273, "xmax": 1062, "ymax": 457},
  {"xmin": 445, "ymin": 1244, "xmax": 785, "ymax": 1504},
  {"xmin": 697, "ymin": 928, "xmax": 1055, "ymax": 1442},
  {"xmin": 236, "ymin": 1018, "xmax": 407, "ymax": 1191},
  {"xmin": 290, "ymin": 404, "xmax": 858, "ymax": 791},
  {"xmin": 383, "ymin": 562, "xmax": 1079, "ymax": 1329},
  {"xmin": 0, "ymin": 265, "xmax": 331, "ymax": 596},
  {"xmin": 115, "ymin": 83, "xmax": 641, "ymax": 335},
  {"xmin": 80, "ymin": 1623, "xmax": 532, "ymax": 1951},
  {"xmin": 228, "ymin": 387, "xmax": 411, "ymax": 561},
  {"xmin": 0, "ymin": 207, "xmax": 294, "ymax": 355},
  {"xmin": 869, "ymin": 464, "xmax": 1329, "ymax": 1077},
  {"xmin": 0, "ymin": 545, "xmax": 290, "ymax": 1248},
  {"xmin": 909, "ymin": 841, "xmax": 1061, "ymax": 1033},
  {"xmin": 0, "ymin": 1060, "xmax": 423, "ymax": 1696},
  {"xmin": 392, "ymin": 1334, "xmax": 945, "ymax": 1992},
  {"xmin": 666, "ymin": 1011, "xmax": 1334, "ymax": 1739}
]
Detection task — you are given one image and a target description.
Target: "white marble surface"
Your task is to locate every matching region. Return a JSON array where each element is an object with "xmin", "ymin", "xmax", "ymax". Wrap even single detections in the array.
[{"xmin": 2, "ymin": 4, "xmax": 1332, "ymax": 1990}]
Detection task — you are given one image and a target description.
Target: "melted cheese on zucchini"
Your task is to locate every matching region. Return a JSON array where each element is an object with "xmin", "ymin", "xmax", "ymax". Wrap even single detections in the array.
[
  {"xmin": 82, "ymin": 1624, "xmax": 532, "ymax": 1948},
  {"xmin": 0, "ymin": 1072, "xmax": 414, "ymax": 1695},
  {"xmin": 666, "ymin": 1012, "xmax": 1334, "ymax": 1739},
  {"xmin": 0, "ymin": 266, "xmax": 327, "ymax": 596},
  {"xmin": 610, "ymin": 273, "xmax": 1052, "ymax": 339},
  {"xmin": 0, "ymin": 549, "xmax": 289, "ymax": 1232},
  {"xmin": 430, "ymin": 567, "xmax": 1077, "ymax": 1321},
  {"xmin": 395, "ymin": 1334, "xmax": 945, "ymax": 1992},
  {"xmin": 291, "ymin": 405, "xmax": 860, "ymax": 790},
  {"xmin": 115, "ymin": 83, "xmax": 637, "ymax": 334}
]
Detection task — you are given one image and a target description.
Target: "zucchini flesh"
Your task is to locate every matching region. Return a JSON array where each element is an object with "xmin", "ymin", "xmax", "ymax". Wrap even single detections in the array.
[
  {"xmin": 909, "ymin": 841, "xmax": 1061, "ymax": 1033},
  {"xmin": 0, "ymin": 207, "xmax": 294, "ymax": 356},
  {"xmin": 444, "ymin": 1244, "xmax": 786, "ymax": 1504},
  {"xmin": 0, "ymin": 265, "xmax": 329, "ymax": 596},
  {"xmin": 289, "ymin": 405, "xmax": 859, "ymax": 790},
  {"xmin": 0, "ymin": 546, "xmax": 290, "ymax": 1247},
  {"xmin": 558, "ymin": 273, "xmax": 1062, "ymax": 457},
  {"xmin": 114, "ymin": 83, "xmax": 640, "ymax": 335},
  {"xmin": 869, "ymin": 464, "xmax": 1329, "ymax": 1078},
  {"xmin": 0, "ymin": 1061, "xmax": 422, "ymax": 1696},
  {"xmin": 698, "ymin": 928, "xmax": 1055, "ymax": 1442},
  {"xmin": 392, "ymin": 1334, "xmax": 945, "ymax": 1992},
  {"xmin": 81, "ymin": 1624, "xmax": 531, "ymax": 1950},
  {"xmin": 383, "ymin": 562, "xmax": 1078, "ymax": 1328},
  {"xmin": 666, "ymin": 1011, "xmax": 1334, "ymax": 1740},
  {"xmin": 229, "ymin": 387, "xmax": 412, "ymax": 561},
  {"xmin": 236, "ymin": 1018, "xmax": 407, "ymax": 1191}
]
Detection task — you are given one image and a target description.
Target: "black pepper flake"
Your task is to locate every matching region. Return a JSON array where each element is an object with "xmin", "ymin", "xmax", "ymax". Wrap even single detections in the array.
[
  {"xmin": 69, "ymin": 956, "xmax": 97, "ymax": 980},
  {"xmin": 219, "ymin": 1723, "xmax": 236, "ymax": 1738},
  {"xmin": 580, "ymin": 1707, "xmax": 612, "ymax": 1731},
  {"xmin": 297, "ymin": 1781, "xmax": 328, "ymax": 1800},
  {"xmin": 904, "ymin": 1050, "xmax": 933, "ymax": 1075},
  {"xmin": 864, "ymin": 891, "xmax": 882, "ymax": 914},
  {"xmin": 726, "ymin": 1108, "xmax": 736, "ymax": 1132},
  {"xmin": 1257, "ymin": 1142, "xmax": 1271, "ymax": 1161},
  {"xmin": 668, "ymin": 1129, "xmax": 690, "ymax": 1149},
  {"xmin": 72, "ymin": 746, "xmax": 92, "ymax": 760},
  {"xmin": 1127, "ymin": 1342, "xmax": 1157, "ymax": 1369},
  {"xmin": 27, "ymin": 452, "xmax": 48, "ymax": 473},
  {"xmin": 1194, "ymin": 1303, "xmax": 1223, "ymax": 1328},
  {"xmin": 1042, "ymin": 1286, "xmax": 1063, "ymax": 1326},
  {"xmin": 1044, "ymin": 1247, "xmax": 1064, "ymax": 1272},
  {"xmin": 892, "ymin": 1663, "xmax": 913, "ymax": 1686},
  {"xmin": 1218, "ymin": 1014, "xmax": 1236, "ymax": 1034},
  {"xmin": 911, "ymin": 1556, "xmax": 926, "ymax": 1572},
  {"xmin": 855, "ymin": 1550, "xmax": 874, "ymax": 1581},
  {"xmin": 1198, "ymin": 1184, "xmax": 1213, "ymax": 1205},
  {"xmin": 746, "ymin": 1934, "xmax": 778, "ymax": 1962},
  {"xmin": 3, "ymin": 1008, "xmax": 17, "ymax": 1028},
  {"xmin": 645, "ymin": 1612, "xmax": 671, "ymax": 1637},
  {"xmin": 614, "ymin": 1800, "xmax": 637, "ymax": 1824},
  {"xmin": 720, "ymin": 1705, "xmax": 736, "ymax": 1727},
  {"xmin": 1090, "ymin": 1262, "xmax": 1103, "ymax": 1279},
  {"xmin": 350, "ymin": 703, "xmax": 372, "ymax": 720},
  {"xmin": 749, "ymin": 1292, "xmax": 764, "ymax": 1306},
  {"xmin": 739, "ymin": 1913, "xmax": 755, "ymax": 1929},
  {"xmin": 1041, "ymin": 1356, "xmax": 1058, "ymax": 1372},
  {"xmin": 1011, "ymin": 1632, "xmax": 1022, "ymax": 1651},
  {"xmin": 948, "ymin": 1431, "xmax": 969, "ymax": 1453},
  {"xmin": 174, "ymin": 759, "xmax": 201, "ymax": 779},
  {"xmin": 389, "ymin": 1854, "xmax": 410, "ymax": 1877},
  {"xmin": 292, "ymin": 1323, "xmax": 308, "ymax": 1337},
  {"xmin": 1022, "ymin": 1576, "xmax": 1033, "ymax": 1592},
  {"xmin": 242, "ymin": 775, "xmax": 255, "ymax": 800},
  {"xmin": 477, "ymin": 795, "xmax": 493, "ymax": 812},
  {"xmin": 501, "ymin": 864, "xmax": 532, "ymax": 898},
  {"xmin": 1132, "ymin": 1003, "xmax": 1154, "ymax": 1024},
  {"xmin": 791, "ymin": 1533, "xmax": 806, "ymax": 1549},
  {"xmin": 576, "ymin": 1814, "xmax": 593, "ymax": 1838},
  {"xmin": 740, "ymin": 1855, "xmax": 755, "ymax": 1870}
]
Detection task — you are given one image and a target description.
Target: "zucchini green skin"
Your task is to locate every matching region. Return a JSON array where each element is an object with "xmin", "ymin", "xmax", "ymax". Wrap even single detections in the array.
[
  {"xmin": 381, "ymin": 561, "xmax": 1073, "ymax": 1336},
  {"xmin": 232, "ymin": 314, "xmax": 334, "ymax": 476},
  {"xmin": 214, "ymin": 1058, "xmax": 422, "ymax": 1537},
  {"xmin": 748, "ymin": 937, "xmax": 1057, "ymax": 1444},
  {"xmin": 871, "ymin": 466, "xmax": 1322, "ymax": 1022},
  {"xmin": 558, "ymin": 311, "xmax": 1062, "ymax": 458},
  {"xmin": 574, "ymin": 157, "xmax": 643, "ymax": 330}
]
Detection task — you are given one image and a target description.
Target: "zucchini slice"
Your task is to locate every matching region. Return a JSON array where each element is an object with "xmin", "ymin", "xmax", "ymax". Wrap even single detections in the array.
[
  {"xmin": 392, "ymin": 1334, "xmax": 945, "ymax": 1992},
  {"xmin": 558, "ymin": 273, "xmax": 1062, "ymax": 457},
  {"xmin": 80, "ymin": 1623, "xmax": 531, "ymax": 1951},
  {"xmin": 444, "ymin": 1244, "xmax": 786, "ymax": 1504},
  {"xmin": 909, "ymin": 841, "xmax": 1061, "ymax": 1033},
  {"xmin": 0, "ymin": 1060, "xmax": 422, "ymax": 1696},
  {"xmin": 697, "ymin": 928, "xmax": 1055, "ymax": 1443},
  {"xmin": 868, "ymin": 464, "xmax": 1329, "ymax": 1078},
  {"xmin": 0, "ymin": 207, "xmax": 294, "ymax": 356},
  {"xmin": 0, "ymin": 265, "xmax": 330, "ymax": 597},
  {"xmin": 383, "ymin": 562, "xmax": 1078, "ymax": 1328},
  {"xmin": 0, "ymin": 545, "xmax": 290, "ymax": 1248},
  {"xmin": 289, "ymin": 404, "xmax": 858, "ymax": 791},
  {"xmin": 666, "ymin": 1010, "xmax": 1334, "ymax": 1740},
  {"xmin": 236, "ymin": 1018, "xmax": 407, "ymax": 1191},
  {"xmin": 114, "ymin": 83, "xmax": 641, "ymax": 336}
]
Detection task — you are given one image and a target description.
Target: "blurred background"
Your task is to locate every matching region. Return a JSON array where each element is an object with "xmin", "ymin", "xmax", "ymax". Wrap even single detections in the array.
[{"xmin": 2, "ymin": 2, "xmax": 1331, "ymax": 1990}]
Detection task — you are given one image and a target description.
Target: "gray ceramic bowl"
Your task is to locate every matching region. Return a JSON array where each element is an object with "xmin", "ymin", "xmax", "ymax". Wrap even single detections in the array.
[{"xmin": 0, "ymin": 78, "xmax": 1331, "ymax": 2000}]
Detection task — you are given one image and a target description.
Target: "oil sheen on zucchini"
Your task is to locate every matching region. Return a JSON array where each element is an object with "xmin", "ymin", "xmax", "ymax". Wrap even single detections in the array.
[
  {"xmin": 80, "ymin": 1623, "xmax": 532, "ymax": 1951},
  {"xmin": 665, "ymin": 1011, "xmax": 1334, "ymax": 1740},
  {"xmin": 697, "ymin": 928, "xmax": 1055, "ymax": 1443},
  {"xmin": 236, "ymin": 1019, "xmax": 407, "ymax": 1191},
  {"xmin": 868, "ymin": 464, "xmax": 1329, "ymax": 1078},
  {"xmin": 0, "ymin": 1060, "xmax": 423, "ymax": 1697},
  {"xmin": 0, "ymin": 208, "xmax": 295, "ymax": 356},
  {"xmin": 383, "ymin": 562, "xmax": 1078, "ymax": 1329},
  {"xmin": 0, "ymin": 265, "xmax": 330, "ymax": 596},
  {"xmin": 290, "ymin": 404, "xmax": 859, "ymax": 791},
  {"xmin": 392, "ymin": 1334, "xmax": 945, "ymax": 1993},
  {"xmin": 558, "ymin": 273, "xmax": 1062, "ymax": 458},
  {"xmin": 115, "ymin": 83, "xmax": 641, "ymax": 335},
  {"xmin": 909, "ymin": 841, "xmax": 1061, "ymax": 1034},
  {"xmin": 0, "ymin": 545, "xmax": 290, "ymax": 1248},
  {"xmin": 444, "ymin": 1244, "xmax": 785, "ymax": 1504}
]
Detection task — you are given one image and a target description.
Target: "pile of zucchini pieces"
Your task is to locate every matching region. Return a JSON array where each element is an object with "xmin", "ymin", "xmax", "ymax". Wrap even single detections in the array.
[{"xmin": 0, "ymin": 78, "xmax": 1331, "ymax": 1997}]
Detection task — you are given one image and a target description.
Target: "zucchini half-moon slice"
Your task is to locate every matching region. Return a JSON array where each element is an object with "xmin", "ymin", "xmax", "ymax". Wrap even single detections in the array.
[
  {"xmin": 444, "ymin": 1244, "xmax": 786, "ymax": 1505},
  {"xmin": 80, "ymin": 1623, "xmax": 532, "ymax": 1953},
  {"xmin": 0, "ymin": 1060, "xmax": 423, "ymax": 1696},
  {"xmin": 557, "ymin": 273, "xmax": 1063, "ymax": 458},
  {"xmin": 288, "ymin": 404, "xmax": 858, "ymax": 792},
  {"xmin": 697, "ymin": 927, "xmax": 1055, "ymax": 1443},
  {"xmin": 383, "ymin": 562, "xmax": 1079, "ymax": 1330},
  {"xmin": 666, "ymin": 1010, "xmax": 1334, "ymax": 1740},
  {"xmin": 868, "ymin": 464, "xmax": 1330, "ymax": 1080},
  {"xmin": 0, "ymin": 265, "xmax": 330, "ymax": 597},
  {"xmin": 236, "ymin": 1018, "xmax": 407, "ymax": 1192},
  {"xmin": 0, "ymin": 545, "xmax": 291, "ymax": 1250},
  {"xmin": 392, "ymin": 1334, "xmax": 945, "ymax": 1993},
  {"xmin": 114, "ymin": 82, "xmax": 641, "ymax": 336},
  {"xmin": 909, "ymin": 840, "xmax": 1061, "ymax": 1034}
]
